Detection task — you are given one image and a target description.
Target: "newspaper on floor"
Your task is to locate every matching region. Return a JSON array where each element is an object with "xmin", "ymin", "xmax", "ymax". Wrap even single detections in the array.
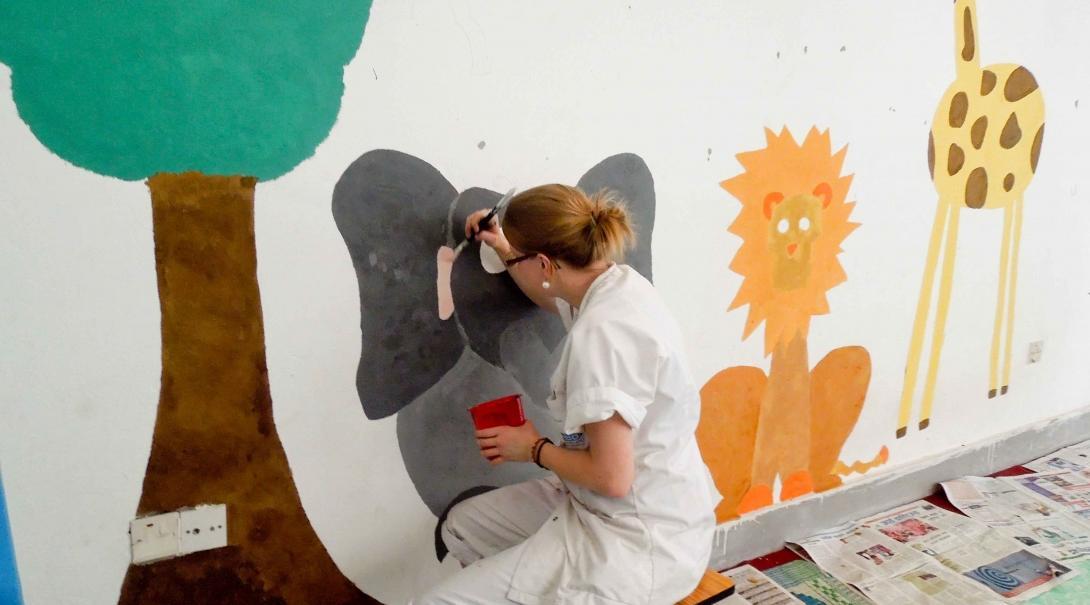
[
  {"xmin": 721, "ymin": 564, "xmax": 802, "ymax": 605},
  {"xmin": 862, "ymin": 501, "xmax": 1075, "ymax": 600},
  {"xmin": 853, "ymin": 561, "xmax": 1010, "ymax": 605},
  {"xmin": 1007, "ymin": 471, "xmax": 1090, "ymax": 520},
  {"xmin": 792, "ymin": 501, "xmax": 1077, "ymax": 602},
  {"xmin": 762, "ymin": 559, "xmax": 872, "ymax": 605},
  {"xmin": 942, "ymin": 476, "xmax": 1090, "ymax": 562},
  {"xmin": 1025, "ymin": 441, "xmax": 1090, "ymax": 473}
]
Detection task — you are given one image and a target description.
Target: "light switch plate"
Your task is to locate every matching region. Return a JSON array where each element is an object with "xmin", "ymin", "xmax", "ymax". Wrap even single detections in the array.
[
  {"xmin": 179, "ymin": 504, "xmax": 228, "ymax": 555},
  {"xmin": 130, "ymin": 512, "xmax": 180, "ymax": 564},
  {"xmin": 1028, "ymin": 340, "xmax": 1044, "ymax": 364}
]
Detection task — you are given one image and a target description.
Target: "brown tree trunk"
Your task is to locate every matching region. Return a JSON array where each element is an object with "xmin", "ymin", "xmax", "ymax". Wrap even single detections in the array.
[{"xmin": 119, "ymin": 172, "xmax": 380, "ymax": 605}]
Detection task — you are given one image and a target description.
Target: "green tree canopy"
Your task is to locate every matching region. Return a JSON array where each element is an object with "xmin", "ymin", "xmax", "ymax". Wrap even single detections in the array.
[{"xmin": 0, "ymin": 1, "xmax": 373, "ymax": 181}]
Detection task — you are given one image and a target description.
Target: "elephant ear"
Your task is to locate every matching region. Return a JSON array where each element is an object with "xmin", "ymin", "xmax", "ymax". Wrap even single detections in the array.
[
  {"xmin": 332, "ymin": 150, "xmax": 464, "ymax": 420},
  {"xmin": 577, "ymin": 153, "xmax": 656, "ymax": 281},
  {"xmin": 451, "ymin": 188, "xmax": 565, "ymax": 367}
]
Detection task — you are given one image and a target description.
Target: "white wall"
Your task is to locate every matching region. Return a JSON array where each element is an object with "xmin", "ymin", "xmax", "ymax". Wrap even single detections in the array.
[{"xmin": 2, "ymin": 1, "xmax": 1089, "ymax": 603}]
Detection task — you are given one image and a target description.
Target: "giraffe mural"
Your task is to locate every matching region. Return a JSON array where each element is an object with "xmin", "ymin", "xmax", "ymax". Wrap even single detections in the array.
[{"xmin": 896, "ymin": 0, "xmax": 1045, "ymax": 438}]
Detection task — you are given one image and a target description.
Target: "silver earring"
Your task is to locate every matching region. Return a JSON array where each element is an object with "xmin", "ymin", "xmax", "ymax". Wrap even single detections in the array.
[{"xmin": 542, "ymin": 281, "xmax": 551, "ymax": 290}]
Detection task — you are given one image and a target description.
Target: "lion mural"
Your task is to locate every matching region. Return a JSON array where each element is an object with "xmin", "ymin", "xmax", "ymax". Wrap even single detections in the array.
[{"xmin": 698, "ymin": 127, "xmax": 889, "ymax": 522}]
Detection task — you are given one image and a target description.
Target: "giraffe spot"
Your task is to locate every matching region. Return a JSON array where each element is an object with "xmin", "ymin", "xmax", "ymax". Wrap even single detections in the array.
[
  {"xmin": 947, "ymin": 143, "xmax": 965, "ymax": 176},
  {"xmin": 981, "ymin": 70, "xmax": 997, "ymax": 95},
  {"xmin": 1004, "ymin": 173, "xmax": 1015, "ymax": 191},
  {"xmin": 927, "ymin": 132, "xmax": 936, "ymax": 178},
  {"xmin": 1000, "ymin": 113, "xmax": 1022, "ymax": 148},
  {"xmin": 971, "ymin": 116, "xmax": 988, "ymax": 149},
  {"xmin": 961, "ymin": 6, "xmax": 975, "ymax": 62},
  {"xmin": 1004, "ymin": 66, "xmax": 1039, "ymax": 102},
  {"xmin": 1030, "ymin": 125, "xmax": 1045, "ymax": 172},
  {"xmin": 965, "ymin": 167, "xmax": 988, "ymax": 208},
  {"xmin": 949, "ymin": 92, "xmax": 969, "ymax": 128}
]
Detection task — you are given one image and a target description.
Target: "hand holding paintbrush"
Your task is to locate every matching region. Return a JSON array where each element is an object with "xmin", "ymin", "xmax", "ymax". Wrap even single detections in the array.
[{"xmin": 457, "ymin": 187, "xmax": 516, "ymax": 260}]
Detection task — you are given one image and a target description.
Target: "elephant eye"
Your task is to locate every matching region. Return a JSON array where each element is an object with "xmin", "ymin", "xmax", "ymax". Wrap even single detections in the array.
[
  {"xmin": 777, "ymin": 218, "xmax": 790, "ymax": 234},
  {"xmin": 799, "ymin": 217, "xmax": 811, "ymax": 231}
]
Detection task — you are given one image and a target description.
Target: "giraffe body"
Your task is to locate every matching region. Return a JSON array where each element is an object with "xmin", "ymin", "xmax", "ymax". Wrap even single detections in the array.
[
  {"xmin": 930, "ymin": 63, "xmax": 1044, "ymax": 210},
  {"xmin": 897, "ymin": 0, "xmax": 1045, "ymax": 438}
]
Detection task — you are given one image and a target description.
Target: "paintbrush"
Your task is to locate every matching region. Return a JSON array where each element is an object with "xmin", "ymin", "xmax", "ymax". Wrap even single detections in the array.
[{"xmin": 451, "ymin": 187, "xmax": 516, "ymax": 260}]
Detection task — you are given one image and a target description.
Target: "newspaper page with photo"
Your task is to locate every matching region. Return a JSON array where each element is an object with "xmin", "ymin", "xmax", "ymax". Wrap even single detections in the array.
[
  {"xmin": 788, "ymin": 521, "xmax": 996, "ymax": 603},
  {"xmin": 1026, "ymin": 441, "xmax": 1090, "ymax": 473},
  {"xmin": 762, "ymin": 559, "xmax": 872, "ymax": 605},
  {"xmin": 942, "ymin": 476, "xmax": 1090, "ymax": 562},
  {"xmin": 859, "ymin": 501, "xmax": 1074, "ymax": 601},
  {"xmin": 852, "ymin": 561, "xmax": 1007, "ymax": 605},
  {"xmin": 722, "ymin": 564, "xmax": 803, "ymax": 605},
  {"xmin": 791, "ymin": 521, "xmax": 931, "ymax": 585},
  {"xmin": 793, "ymin": 501, "xmax": 1076, "ymax": 602},
  {"xmin": 1009, "ymin": 471, "xmax": 1090, "ymax": 521}
]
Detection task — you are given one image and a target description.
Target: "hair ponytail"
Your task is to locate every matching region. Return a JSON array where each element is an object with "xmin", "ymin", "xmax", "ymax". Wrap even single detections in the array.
[
  {"xmin": 585, "ymin": 189, "xmax": 634, "ymax": 266},
  {"xmin": 502, "ymin": 184, "xmax": 636, "ymax": 268}
]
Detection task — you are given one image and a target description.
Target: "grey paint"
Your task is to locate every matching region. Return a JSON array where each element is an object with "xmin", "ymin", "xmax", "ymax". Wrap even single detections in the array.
[
  {"xmin": 332, "ymin": 149, "xmax": 657, "ymax": 521},
  {"xmin": 332, "ymin": 150, "xmax": 463, "ymax": 420},
  {"xmin": 709, "ymin": 405, "xmax": 1090, "ymax": 570},
  {"xmin": 396, "ymin": 348, "xmax": 557, "ymax": 515},
  {"xmin": 578, "ymin": 153, "xmax": 656, "ymax": 280}
]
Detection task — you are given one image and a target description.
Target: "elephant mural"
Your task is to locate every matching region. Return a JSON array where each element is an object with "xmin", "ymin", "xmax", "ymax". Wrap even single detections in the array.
[{"xmin": 332, "ymin": 150, "xmax": 656, "ymax": 559}]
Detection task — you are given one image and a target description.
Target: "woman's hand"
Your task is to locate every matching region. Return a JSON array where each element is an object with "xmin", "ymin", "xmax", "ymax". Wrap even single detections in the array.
[
  {"xmin": 475, "ymin": 420, "xmax": 542, "ymax": 466},
  {"xmin": 465, "ymin": 208, "xmax": 511, "ymax": 257}
]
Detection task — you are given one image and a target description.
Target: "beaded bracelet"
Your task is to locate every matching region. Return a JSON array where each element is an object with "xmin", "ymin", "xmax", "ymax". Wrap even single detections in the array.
[{"xmin": 532, "ymin": 437, "xmax": 554, "ymax": 469}]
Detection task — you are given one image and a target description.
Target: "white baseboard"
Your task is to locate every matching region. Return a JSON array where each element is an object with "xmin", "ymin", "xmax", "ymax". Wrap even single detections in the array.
[{"xmin": 709, "ymin": 404, "xmax": 1090, "ymax": 570}]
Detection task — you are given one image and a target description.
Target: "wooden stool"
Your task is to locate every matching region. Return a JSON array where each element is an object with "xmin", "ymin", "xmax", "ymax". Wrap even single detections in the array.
[{"xmin": 677, "ymin": 569, "xmax": 735, "ymax": 605}]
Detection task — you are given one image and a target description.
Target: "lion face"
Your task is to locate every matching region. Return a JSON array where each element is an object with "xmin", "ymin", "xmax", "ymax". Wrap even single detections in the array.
[
  {"xmin": 721, "ymin": 127, "xmax": 858, "ymax": 355},
  {"xmin": 768, "ymin": 193, "xmax": 823, "ymax": 291}
]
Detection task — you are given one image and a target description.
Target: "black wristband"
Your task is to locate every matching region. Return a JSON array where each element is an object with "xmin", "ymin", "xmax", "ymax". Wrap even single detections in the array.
[{"xmin": 532, "ymin": 437, "xmax": 554, "ymax": 469}]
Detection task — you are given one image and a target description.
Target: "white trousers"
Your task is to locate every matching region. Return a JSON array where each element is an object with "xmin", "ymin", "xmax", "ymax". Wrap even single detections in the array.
[{"xmin": 411, "ymin": 476, "xmax": 568, "ymax": 605}]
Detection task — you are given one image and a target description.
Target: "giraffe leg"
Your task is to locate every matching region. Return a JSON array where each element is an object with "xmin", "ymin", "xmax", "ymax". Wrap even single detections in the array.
[
  {"xmin": 897, "ymin": 201, "xmax": 951, "ymax": 438},
  {"xmin": 989, "ymin": 204, "xmax": 1014, "ymax": 398},
  {"xmin": 1001, "ymin": 197, "xmax": 1024, "ymax": 394},
  {"xmin": 919, "ymin": 204, "xmax": 962, "ymax": 431}
]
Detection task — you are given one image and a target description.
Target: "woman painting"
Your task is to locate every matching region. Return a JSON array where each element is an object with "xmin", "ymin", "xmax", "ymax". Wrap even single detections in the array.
[{"xmin": 414, "ymin": 184, "xmax": 720, "ymax": 605}]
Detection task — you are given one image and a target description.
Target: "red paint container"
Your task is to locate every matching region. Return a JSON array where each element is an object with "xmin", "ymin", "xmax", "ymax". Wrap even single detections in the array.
[{"xmin": 469, "ymin": 394, "xmax": 526, "ymax": 430}]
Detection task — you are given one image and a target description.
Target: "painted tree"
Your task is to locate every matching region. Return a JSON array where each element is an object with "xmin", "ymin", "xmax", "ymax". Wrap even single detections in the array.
[{"xmin": 0, "ymin": 3, "xmax": 380, "ymax": 604}]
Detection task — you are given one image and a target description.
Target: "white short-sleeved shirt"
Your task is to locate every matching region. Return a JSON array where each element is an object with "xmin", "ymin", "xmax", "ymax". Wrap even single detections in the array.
[{"xmin": 507, "ymin": 264, "xmax": 722, "ymax": 605}]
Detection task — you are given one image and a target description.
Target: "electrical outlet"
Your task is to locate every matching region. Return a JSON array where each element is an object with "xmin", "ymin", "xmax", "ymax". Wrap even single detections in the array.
[
  {"xmin": 179, "ymin": 504, "xmax": 228, "ymax": 555},
  {"xmin": 1028, "ymin": 341, "xmax": 1044, "ymax": 364},
  {"xmin": 130, "ymin": 512, "xmax": 180, "ymax": 564}
]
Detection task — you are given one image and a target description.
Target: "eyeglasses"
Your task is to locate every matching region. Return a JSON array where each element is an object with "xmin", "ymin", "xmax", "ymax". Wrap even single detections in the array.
[{"xmin": 504, "ymin": 252, "xmax": 536, "ymax": 268}]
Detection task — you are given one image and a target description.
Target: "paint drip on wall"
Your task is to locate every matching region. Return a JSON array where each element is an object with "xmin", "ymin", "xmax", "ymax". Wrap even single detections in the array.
[
  {"xmin": 697, "ymin": 127, "xmax": 889, "ymax": 522},
  {"xmin": 332, "ymin": 150, "xmax": 657, "ymax": 559}
]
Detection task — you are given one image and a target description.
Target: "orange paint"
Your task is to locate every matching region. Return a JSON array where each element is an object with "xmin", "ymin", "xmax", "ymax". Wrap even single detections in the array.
[
  {"xmin": 779, "ymin": 470, "xmax": 815, "ymax": 501},
  {"xmin": 696, "ymin": 366, "xmax": 763, "ymax": 520},
  {"xmin": 696, "ymin": 128, "xmax": 888, "ymax": 523},
  {"xmin": 736, "ymin": 484, "xmax": 773, "ymax": 516},
  {"xmin": 719, "ymin": 127, "xmax": 856, "ymax": 356}
]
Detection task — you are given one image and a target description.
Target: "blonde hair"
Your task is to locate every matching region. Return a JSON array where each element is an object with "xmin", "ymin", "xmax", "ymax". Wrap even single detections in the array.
[{"xmin": 502, "ymin": 184, "xmax": 635, "ymax": 268}]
